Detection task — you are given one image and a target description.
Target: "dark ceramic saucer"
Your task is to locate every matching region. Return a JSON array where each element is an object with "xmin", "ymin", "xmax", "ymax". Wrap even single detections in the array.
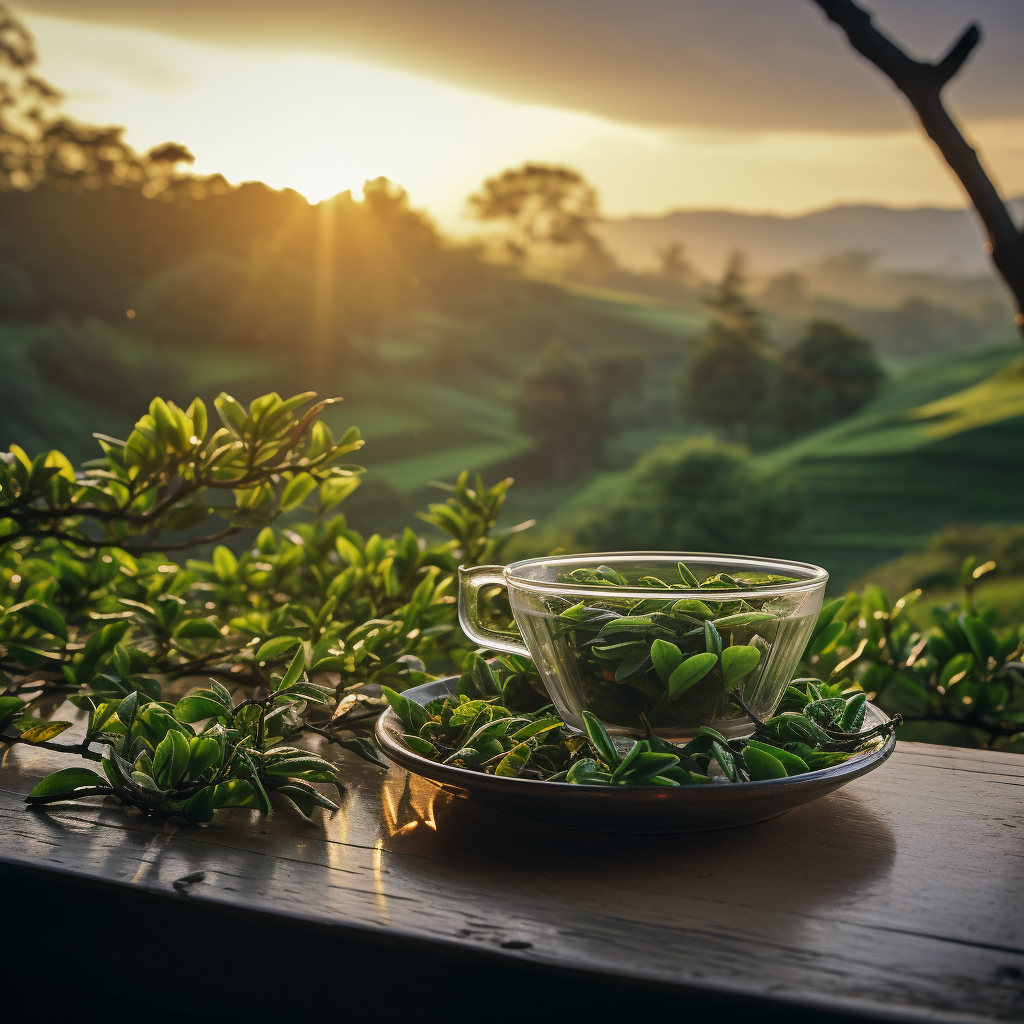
[{"xmin": 375, "ymin": 678, "xmax": 896, "ymax": 833}]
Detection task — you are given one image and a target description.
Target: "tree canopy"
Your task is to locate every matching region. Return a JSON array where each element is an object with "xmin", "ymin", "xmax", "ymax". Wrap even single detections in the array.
[
  {"xmin": 574, "ymin": 435, "xmax": 802, "ymax": 554},
  {"xmin": 468, "ymin": 163, "xmax": 612, "ymax": 272}
]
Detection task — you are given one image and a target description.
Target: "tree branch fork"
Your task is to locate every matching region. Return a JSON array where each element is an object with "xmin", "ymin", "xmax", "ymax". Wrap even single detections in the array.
[{"xmin": 810, "ymin": 0, "xmax": 1024, "ymax": 333}]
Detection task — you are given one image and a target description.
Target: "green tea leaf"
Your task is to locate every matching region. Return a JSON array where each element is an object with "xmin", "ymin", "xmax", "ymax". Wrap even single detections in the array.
[
  {"xmin": 276, "ymin": 645, "xmax": 307, "ymax": 690},
  {"xmin": 187, "ymin": 736, "xmax": 222, "ymax": 778},
  {"xmin": 381, "ymin": 685, "xmax": 430, "ymax": 733},
  {"xmin": 703, "ymin": 619, "xmax": 722, "ymax": 658},
  {"xmin": 581, "ymin": 710, "xmax": 619, "ymax": 768},
  {"xmin": 713, "ymin": 612, "xmax": 774, "ymax": 629},
  {"xmin": 511, "ymin": 717, "xmax": 562, "ymax": 741},
  {"xmin": 280, "ymin": 473, "xmax": 318, "ymax": 512},
  {"xmin": 173, "ymin": 695, "xmax": 230, "ymax": 723},
  {"xmin": 677, "ymin": 562, "xmax": 700, "ymax": 587},
  {"xmin": 720, "ymin": 645, "xmax": 761, "ymax": 686},
  {"xmin": 804, "ymin": 697, "xmax": 846, "ymax": 728},
  {"xmin": 939, "ymin": 651, "xmax": 975, "ymax": 689},
  {"xmin": 811, "ymin": 620, "xmax": 846, "ymax": 655},
  {"xmin": 18, "ymin": 601, "xmax": 68, "ymax": 641},
  {"xmin": 256, "ymin": 635, "xmax": 302, "ymax": 662},
  {"xmin": 961, "ymin": 615, "xmax": 997, "ymax": 664},
  {"xmin": 667, "ymin": 652, "xmax": 717, "ymax": 699},
  {"xmin": 27, "ymin": 767, "xmax": 108, "ymax": 802},
  {"xmin": 0, "ymin": 696, "xmax": 26, "ymax": 724},
  {"xmin": 173, "ymin": 618, "xmax": 223, "ymax": 639},
  {"xmin": 711, "ymin": 740, "xmax": 742, "ymax": 782},
  {"xmin": 743, "ymin": 745, "xmax": 787, "ymax": 781},
  {"xmin": 621, "ymin": 751, "xmax": 679, "ymax": 784},
  {"xmin": 650, "ymin": 638, "xmax": 683, "ymax": 683},
  {"xmin": 403, "ymin": 734, "xmax": 439, "ymax": 757},
  {"xmin": 745, "ymin": 739, "xmax": 808, "ymax": 776},
  {"xmin": 495, "ymin": 741, "xmax": 531, "ymax": 777},
  {"xmin": 670, "ymin": 599, "xmax": 714, "ymax": 620},
  {"xmin": 565, "ymin": 758, "xmax": 612, "ymax": 785}
]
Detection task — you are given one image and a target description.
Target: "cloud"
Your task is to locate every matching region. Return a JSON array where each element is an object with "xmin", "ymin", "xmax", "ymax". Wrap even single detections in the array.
[{"xmin": 13, "ymin": 0, "xmax": 1024, "ymax": 132}]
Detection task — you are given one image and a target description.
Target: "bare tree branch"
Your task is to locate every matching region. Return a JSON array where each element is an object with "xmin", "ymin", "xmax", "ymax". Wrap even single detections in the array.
[{"xmin": 809, "ymin": 0, "xmax": 1024, "ymax": 338}]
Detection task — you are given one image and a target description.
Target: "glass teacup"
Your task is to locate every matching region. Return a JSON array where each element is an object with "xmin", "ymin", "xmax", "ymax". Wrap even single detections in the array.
[{"xmin": 459, "ymin": 552, "xmax": 828, "ymax": 742}]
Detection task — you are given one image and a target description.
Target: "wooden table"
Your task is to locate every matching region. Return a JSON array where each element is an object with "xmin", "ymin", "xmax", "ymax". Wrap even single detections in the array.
[{"xmin": 1, "ymin": 731, "xmax": 1022, "ymax": 1022}]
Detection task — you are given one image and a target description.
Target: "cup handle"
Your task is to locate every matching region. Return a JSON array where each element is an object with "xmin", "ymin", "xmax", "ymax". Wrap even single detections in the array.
[{"xmin": 458, "ymin": 565, "xmax": 531, "ymax": 658}]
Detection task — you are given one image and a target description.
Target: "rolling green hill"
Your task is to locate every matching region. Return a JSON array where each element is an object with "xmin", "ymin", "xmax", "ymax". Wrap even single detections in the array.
[
  {"xmin": 515, "ymin": 339, "xmax": 1024, "ymax": 590},
  {"xmin": 315, "ymin": 285, "xmax": 708, "ymax": 533},
  {"xmin": 761, "ymin": 341, "xmax": 1024, "ymax": 587}
]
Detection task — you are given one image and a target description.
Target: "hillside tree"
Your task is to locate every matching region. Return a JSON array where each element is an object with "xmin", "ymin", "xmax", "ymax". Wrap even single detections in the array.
[
  {"xmin": 774, "ymin": 319, "xmax": 886, "ymax": 437},
  {"xmin": 515, "ymin": 339, "xmax": 604, "ymax": 482},
  {"xmin": 656, "ymin": 241, "xmax": 697, "ymax": 288},
  {"xmin": 468, "ymin": 163, "xmax": 613, "ymax": 273},
  {"xmin": 574, "ymin": 435, "xmax": 802, "ymax": 555},
  {"xmin": 679, "ymin": 253, "xmax": 773, "ymax": 445}
]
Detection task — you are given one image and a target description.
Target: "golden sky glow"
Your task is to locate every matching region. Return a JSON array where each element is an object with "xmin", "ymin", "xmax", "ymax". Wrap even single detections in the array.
[{"xmin": 25, "ymin": 12, "xmax": 1024, "ymax": 231}]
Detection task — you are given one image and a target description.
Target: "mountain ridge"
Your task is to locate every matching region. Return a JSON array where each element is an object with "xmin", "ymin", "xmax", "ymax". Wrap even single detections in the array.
[{"xmin": 597, "ymin": 197, "xmax": 1024, "ymax": 278}]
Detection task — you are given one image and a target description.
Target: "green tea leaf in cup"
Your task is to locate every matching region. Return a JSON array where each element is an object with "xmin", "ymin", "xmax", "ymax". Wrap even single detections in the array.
[
  {"xmin": 670, "ymin": 598, "xmax": 715, "ymax": 620},
  {"xmin": 667, "ymin": 652, "xmax": 718, "ymax": 699},
  {"xmin": 677, "ymin": 562, "xmax": 701, "ymax": 587},
  {"xmin": 720, "ymin": 645, "xmax": 761, "ymax": 686},
  {"xmin": 650, "ymin": 638, "xmax": 683, "ymax": 683},
  {"xmin": 704, "ymin": 619, "xmax": 723, "ymax": 658}
]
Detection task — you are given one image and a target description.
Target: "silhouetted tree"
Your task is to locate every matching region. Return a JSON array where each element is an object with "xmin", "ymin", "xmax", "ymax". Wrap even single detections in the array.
[
  {"xmin": 760, "ymin": 271, "xmax": 808, "ymax": 313},
  {"xmin": 468, "ymin": 163, "xmax": 613, "ymax": 273},
  {"xmin": 516, "ymin": 339, "xmax": 603, "ymax": 481},
  {"xmin": 656, "ymin": 241, "xmax": 696, "ymax": 288},
  {"xmin": 0, "ymin": 3, "xmax": 198, "ymax": 196}
]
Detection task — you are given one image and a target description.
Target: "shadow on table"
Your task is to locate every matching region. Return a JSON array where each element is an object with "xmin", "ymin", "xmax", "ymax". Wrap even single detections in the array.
[{"xmin": 377, "ymin": 769, "xmax": 897, "ymax": 910}]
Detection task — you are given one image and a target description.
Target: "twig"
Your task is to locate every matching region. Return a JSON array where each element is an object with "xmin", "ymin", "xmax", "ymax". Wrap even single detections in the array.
[
  {"xmin": 809, "ymin": 0, "xmax": 1024, "ymax": 334},
  {"xmin": 0, "ymin": 731, "xmax": 102, "ymax": 760}
]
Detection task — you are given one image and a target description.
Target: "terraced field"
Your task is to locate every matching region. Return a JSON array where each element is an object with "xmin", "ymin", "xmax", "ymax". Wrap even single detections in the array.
[{"xmin": 764, "ymin": 342, "xmax": 1024, "ymax": 586}]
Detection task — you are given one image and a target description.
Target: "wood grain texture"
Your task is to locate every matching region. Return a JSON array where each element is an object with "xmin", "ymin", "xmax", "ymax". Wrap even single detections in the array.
[{"xmin": 1, "ymin": 733, "xmax": 1022, "ymax": 1022}]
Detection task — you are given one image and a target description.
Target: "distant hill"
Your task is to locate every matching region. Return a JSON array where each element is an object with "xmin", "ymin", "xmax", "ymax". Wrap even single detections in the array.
[{"xmin": 596, "ymin": 199, "xmax": 1024, "ymax": 277}]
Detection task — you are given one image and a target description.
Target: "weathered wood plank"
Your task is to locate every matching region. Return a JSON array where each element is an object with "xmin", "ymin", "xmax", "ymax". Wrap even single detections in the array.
[{"xmin": 1, "ymin": 738, "xmax": 1022, "ymax": 1021}]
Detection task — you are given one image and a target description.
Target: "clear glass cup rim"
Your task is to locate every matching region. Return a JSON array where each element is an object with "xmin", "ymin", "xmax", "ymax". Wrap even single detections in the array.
[{"xmin": 502, "ymin": 551, "xmax": 829, "ymax": 600}]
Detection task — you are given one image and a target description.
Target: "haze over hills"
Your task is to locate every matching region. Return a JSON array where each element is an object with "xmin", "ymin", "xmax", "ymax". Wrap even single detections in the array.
[{"xmin": 597, "ymin": 198, "xmax": 1024, "ymax": 278}]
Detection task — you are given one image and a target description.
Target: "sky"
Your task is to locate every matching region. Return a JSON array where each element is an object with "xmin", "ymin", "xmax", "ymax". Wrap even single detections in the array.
[{"xmin": 14, "ymin": 1, "xmax": 1024, "ymax": 230}]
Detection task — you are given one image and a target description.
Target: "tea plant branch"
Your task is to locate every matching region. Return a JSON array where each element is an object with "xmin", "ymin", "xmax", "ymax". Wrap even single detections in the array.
[
  {"xmin": 0, "ymin": 393, "xmax": 525, "ymax": 824},
  {"xmin": 795, "ymin": 559, "xmax": 1024, "ymax": 748},
  {"xmin": 0, "ymin": 729, "xmax": 101, "ymax": 759},
  {"xmin": 1, "ymin": 391, "xmax": 364, "ymax": 551},
  {"xmin": 120, "ymin": 524, "xmax": 255, "ymax": 556},
  {"xmin": 809, "ymin": 0, "xmax": 1024, "ymax": 333}
]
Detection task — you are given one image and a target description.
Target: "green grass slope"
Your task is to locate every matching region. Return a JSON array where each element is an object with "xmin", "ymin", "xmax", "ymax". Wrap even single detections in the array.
[
  {"xmin": 326, "ymin": 286, "xmax": 707, "ymax": 534},
  {"xmin": 762, "ymin": 341, "xmax": 1024, "ymax": 588}
]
